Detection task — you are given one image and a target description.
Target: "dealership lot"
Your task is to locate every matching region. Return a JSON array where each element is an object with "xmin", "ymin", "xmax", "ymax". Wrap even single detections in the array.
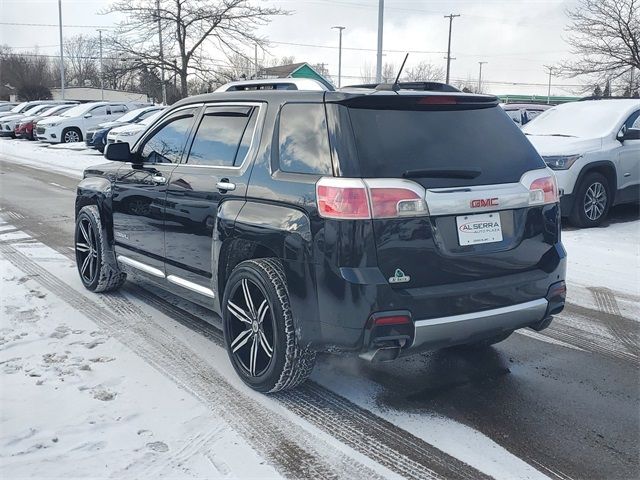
[{"xmin": 0, "ymin": 137, "xmax": 638, "ymax": 479}]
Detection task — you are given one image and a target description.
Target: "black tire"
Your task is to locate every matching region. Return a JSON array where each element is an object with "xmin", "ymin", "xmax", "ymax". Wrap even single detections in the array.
[
  {"xmin": 452, "ymin": 331, "xmax": 513, "ymax": 350},
  {"xmin": 569, "ymin": 172, "xmax": 611, "ymax": 227},
  {"xmin": 62, "ymin": 127, "xmax": 82, "ymax": 143},
  {"xmin": 222, "ymin": 258, "xmax": 316, "ymax": 393},
  {"xmin": 75, "ymin": 205, "xmax": 126, "ymax": 292}
]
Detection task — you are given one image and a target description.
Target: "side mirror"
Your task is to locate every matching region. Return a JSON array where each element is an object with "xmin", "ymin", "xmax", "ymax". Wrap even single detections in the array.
[
  {"xmin": 104, "ymin": 142, "xmax": 132, "ymax": 162},
  {"xmin": 622, "ymin": 128, "xmax": 640, "ymax": 142},
  {"xmin": 84, "ymin": 113, "xmax": 92, "ymax": 118}
]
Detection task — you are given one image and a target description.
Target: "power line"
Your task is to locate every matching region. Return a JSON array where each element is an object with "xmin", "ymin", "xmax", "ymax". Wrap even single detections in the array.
[{"xmin": 0, "ymin": 21, "xmax": 114, "ymax": 28}]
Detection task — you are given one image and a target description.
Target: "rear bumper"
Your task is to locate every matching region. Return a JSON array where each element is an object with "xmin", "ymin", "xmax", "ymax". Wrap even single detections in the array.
[{"xmin": 411, "ymin": 298, "xmax": 548, "ymax": 352}]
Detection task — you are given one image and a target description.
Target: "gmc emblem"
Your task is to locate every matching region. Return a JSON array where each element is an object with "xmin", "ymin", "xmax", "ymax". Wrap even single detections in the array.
[{"xmin": 471, "ymin": 198, "xmax": 498, "ymax": 208}]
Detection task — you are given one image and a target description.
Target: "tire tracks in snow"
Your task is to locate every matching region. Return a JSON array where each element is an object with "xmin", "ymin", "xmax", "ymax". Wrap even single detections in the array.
[
  {"xmin": 0, "ymin": 241, "xmax": 380, "ymax": 480},
  {"xmin": 588, "ymin": 287, "xmax": 640, "ymax": 358},
  {"xmin": 0, "ymin": 239, "xmax": 489, "ymax": 480}
]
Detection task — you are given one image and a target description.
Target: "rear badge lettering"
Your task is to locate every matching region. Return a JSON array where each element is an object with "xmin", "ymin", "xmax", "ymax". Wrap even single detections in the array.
[
  {"xmin": 471, "ymin": 198, "xmax": 498, "ymax": 208},
  {"xmin": 389, "ymin": 268, "xmax": 411, "ymax": 284}
]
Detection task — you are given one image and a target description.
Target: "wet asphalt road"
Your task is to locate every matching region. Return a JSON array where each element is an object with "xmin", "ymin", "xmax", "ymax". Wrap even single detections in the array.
[{"xmin": 1, "ymin": 156, "xmax": 639, "ymax": 480}]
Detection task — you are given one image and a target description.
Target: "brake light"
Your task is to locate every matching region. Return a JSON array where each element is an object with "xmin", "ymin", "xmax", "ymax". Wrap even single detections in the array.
[
  {"xmin": 316, "ymin": 178, "xmax": 370, "ymax": 219},
  {"xmin": 529, "ymin": 176, "xmax": 558, "ymax": 205},
  {"xmin": 316, "ymin": 178, "xmax": 428, "ymax": 219},
  {"xmin": 418, "ymin": 96, "xmax": 457, "ymax": 105}
]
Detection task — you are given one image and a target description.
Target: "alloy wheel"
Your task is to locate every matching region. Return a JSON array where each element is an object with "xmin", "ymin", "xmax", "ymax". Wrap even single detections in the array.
[
  {"xmin": 64, "ymin": 130, "xmax": 80, "ymax": 143},
  {"xmin": 75, "ymin": 218, "xmax": 99, "ymax": 284},
  {"xmin": 226, "ymin": 278, "xmax": 275, "ymax": 377},
  {"xmin": 583, "ymin": 181, "xmax": 607, "ymax": 221}
]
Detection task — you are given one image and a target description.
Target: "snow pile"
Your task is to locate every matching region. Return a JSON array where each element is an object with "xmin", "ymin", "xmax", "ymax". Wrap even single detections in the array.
[{"xmin": 0, "ymin": 139, "xmax": 107, "ymax": 178}]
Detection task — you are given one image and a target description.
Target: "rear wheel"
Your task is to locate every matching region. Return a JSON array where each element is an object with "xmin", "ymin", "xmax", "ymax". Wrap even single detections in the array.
[
  {"xmin": 62, "ymin": 127, "xmax": 82, "ymax": 143},
  {"xmin": 569, "ymin": 172, "xmax": 611, "ymax": 227},
  {"xmin": 75, "ymin": 205, "xmax": 126, "ymax": 292},
  {"xmin": 222, "ymin": 258, "xmax": 316, "ymax": 392}
]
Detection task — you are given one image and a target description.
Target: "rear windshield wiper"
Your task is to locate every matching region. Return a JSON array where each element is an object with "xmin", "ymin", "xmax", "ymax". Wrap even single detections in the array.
[{"xmin": 402, "ymin": 168, "xmax": 482, "ymax": 179}]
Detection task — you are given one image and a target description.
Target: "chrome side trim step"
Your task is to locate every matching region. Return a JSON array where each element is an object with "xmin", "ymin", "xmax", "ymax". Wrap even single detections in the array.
[
  {"xmin": 117, "ymin": 255, "xmax": 164, "ymax": 278},
  {"xmin": 167, "ymin": 275, "xmax": 215, "ymax": 298}
]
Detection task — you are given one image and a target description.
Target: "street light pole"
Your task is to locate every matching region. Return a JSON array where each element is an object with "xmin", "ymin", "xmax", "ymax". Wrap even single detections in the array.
[
  {"xmin": 156, "ymin": 0, "xmax": 167, "ymax": 105},
  {"xmin": 375, "ymin": 0, "xmax": 384, "ymax": 83},
  {"xmin": 477, "ymin": 61, "xmax": 487, "ymax": 93},
  {"xmin": 444, "ymin": 13, "xmax": 460, "ymax": 85},
  {"xmin": 58, "ymin": 0, "xmax": 65, "ymax": 99},
  {"xmin": 97, "ymin": 29, "xmax": 105, "ymax": 100},
  {"xmin": 332, "ymin": 26, "xmax": 346, "ymax": 88}
]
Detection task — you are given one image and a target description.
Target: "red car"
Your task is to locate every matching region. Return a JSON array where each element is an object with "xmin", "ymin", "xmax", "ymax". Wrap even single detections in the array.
[{"xmin": 16, "ymin": 104, "xmax": 75, "ymax": 140}]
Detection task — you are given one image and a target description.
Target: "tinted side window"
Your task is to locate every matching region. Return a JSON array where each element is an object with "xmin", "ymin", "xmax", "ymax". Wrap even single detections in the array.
[
  {"xmin": 110, "ymin": 105, "xmax": 127, "ymax": 114},
  {"xmin": 141, "ymin": 114, "xmax": 195, "ymax": 164},
  {"xmin": 624, "ymin": 110, "xmax": 640, "ymax": 129},
  {"xmin": 186, "ymin": 107, "xmax": 254, "ymax": 167},
  {"xmin": 279, "ymin": 103, "xmax": 332, "ymax": 175}
]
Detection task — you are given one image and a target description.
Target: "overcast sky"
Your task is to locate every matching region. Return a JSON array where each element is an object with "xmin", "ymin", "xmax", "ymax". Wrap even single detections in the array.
[{"xmin": 0, "ymin": 0, "xmax": 584, "ymax": 96}]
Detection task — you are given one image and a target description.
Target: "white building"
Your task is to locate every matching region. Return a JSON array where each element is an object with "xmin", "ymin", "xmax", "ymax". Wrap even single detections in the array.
[{"xmin": 51, "ymin": 87, "xmax": 150, "ymax": 103}]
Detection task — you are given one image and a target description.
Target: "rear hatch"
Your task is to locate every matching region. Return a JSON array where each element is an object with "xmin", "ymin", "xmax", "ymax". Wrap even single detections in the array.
[{"xmin": 326, "ymin": 94, "xmax": 560, "ymax": 293}]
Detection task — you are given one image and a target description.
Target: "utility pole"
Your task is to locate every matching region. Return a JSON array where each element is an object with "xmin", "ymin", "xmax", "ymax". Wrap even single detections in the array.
[
  {"xmin": 58, "ymin": 0, "xmax": 65, "ymax": 99},
  {"xmin": 97, "ymin": 29, "xmax": 106, "ymax": 100},
  {"xmin": 477, "ymin": 61, "xmax": 487, "ymax": 93},
  {"xmin": 375, "ymin": 0, "xmax": 384, "ymax": 83},
  {"xmin": 254, "ymin": 44, "xmax": 259, "ymax": 79},
  {"xmin": 156, "ymin": 0, "xmax": 167, "ymax": 105},
  {"xmin": 332, "ymin": 26, "xmax": 346, "ymax": 88},
  {"xmin": 544, "ymin": 65, "xmax": 555, "ymax": 104},
  {"xmin": 443, "ymin": 14, "xmax": 460, "ymax": 84}
]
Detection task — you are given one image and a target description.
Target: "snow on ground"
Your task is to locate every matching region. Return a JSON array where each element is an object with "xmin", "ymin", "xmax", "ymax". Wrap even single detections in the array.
[
  {"xmin": 0, "ymin": 138, "xmax": 107, "ymax": 178},
  {"xmin": 0, "ymin": 234, "xmax": 281, "ymax": 478},
  {"xmin": 562, "ymin": 217, "xmax": 640, "ymax": 319}
]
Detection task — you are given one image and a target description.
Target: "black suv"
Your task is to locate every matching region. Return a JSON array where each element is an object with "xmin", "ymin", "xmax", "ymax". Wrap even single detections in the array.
[{"xmin": 74, "ymin": 81, "xmax": 567, "ymax": 392}]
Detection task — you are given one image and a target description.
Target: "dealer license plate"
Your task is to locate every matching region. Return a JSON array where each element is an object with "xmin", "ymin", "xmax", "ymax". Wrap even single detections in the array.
[{"xmin": 456, "ymin": 212, "xmax": 503, "ymax": 246}]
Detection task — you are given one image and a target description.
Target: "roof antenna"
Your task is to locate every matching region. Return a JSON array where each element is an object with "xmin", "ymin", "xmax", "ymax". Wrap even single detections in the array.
[{"xmin": 393, "ymin": 53, "xmax": 409, "ymax": 90}]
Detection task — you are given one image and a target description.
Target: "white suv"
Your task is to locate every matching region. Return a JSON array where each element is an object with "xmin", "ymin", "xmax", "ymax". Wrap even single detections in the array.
[
  {"xmin": 36, "ymin": 102, "xmax": 130, "ymax": 144},
  {"xmin": 523, "ymin": 99, "xmax": 640, "ymax": 227}
]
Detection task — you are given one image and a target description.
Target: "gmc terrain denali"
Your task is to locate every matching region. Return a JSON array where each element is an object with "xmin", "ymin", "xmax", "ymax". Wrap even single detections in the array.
[{"xmin": 74, "ymin": 80, "xmax": 567, "ymax": 392}]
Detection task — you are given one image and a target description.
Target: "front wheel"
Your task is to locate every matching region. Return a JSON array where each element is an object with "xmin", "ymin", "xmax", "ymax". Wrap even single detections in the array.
[
  {"xmin": 75, "ymin": 205, "xmax": 126, "ymax": 292},
  {"xmin": 62, "ymin": 127, "xmax": 82, "ymax": 143},
  {"xmin": 222, "ymin": 258, "xmax": 316, "ymax": 393},
  {"xmin": 569, "ymin": 172, "xmax": 611, "ymax": 227}
]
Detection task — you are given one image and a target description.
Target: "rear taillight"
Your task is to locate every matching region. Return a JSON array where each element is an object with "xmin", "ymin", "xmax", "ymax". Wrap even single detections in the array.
[
  {"xmin": 316, "ymin": 177, "xmax": 428, "ymax": 220},
  {"xmin": 529, "ymin": 175, "xmax": 558, "ymax": 205},
  {"xmin": 316, "ymin": 178, "xmax": 370, "ymax": 219}
]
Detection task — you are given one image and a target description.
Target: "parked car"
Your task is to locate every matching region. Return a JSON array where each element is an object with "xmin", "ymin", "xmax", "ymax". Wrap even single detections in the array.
[
  {"xmin": 502, "ymin": 103, "xmax": 551, "ymax": 127},
  {"xmin": 36, "ymin": 102, "xmax": 132, "ymax": 143},
  {"xmin": 86, "ymin": 106, "xmax": 163, "ymax": 153},
  {"xmin": 0, "ymin": 103, "xmax": 66, "ymax": 138},
  {"xmin": 0, "ymin": 100, "xmax": 75, "ymax": 121},
  {"xmin": 105, "ymin": 109, "xmax": 165, "ymax": 149},
  {"xmin": 16, "ymin": 104, "xmax": 75, "ymax": 140},
  {"xmin": 0, "ymin": 103, "xmax": 18, "ymax": 113},
  {"xmin": 75, "ymin": 80, "xmax": 566, "ymax": 393},
  {"xmin": 523, "ymin": 99, "xmax": 640, "ymax": 227}
]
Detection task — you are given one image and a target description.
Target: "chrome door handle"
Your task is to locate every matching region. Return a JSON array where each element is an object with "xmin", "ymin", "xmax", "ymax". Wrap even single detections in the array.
[
  {"xmin": 216, "ymin": 181, "xmax": 236, "ymax": 192},
  {"xmin": 151, "ymin": 175, "xmax": 167, "ymax": 185}
]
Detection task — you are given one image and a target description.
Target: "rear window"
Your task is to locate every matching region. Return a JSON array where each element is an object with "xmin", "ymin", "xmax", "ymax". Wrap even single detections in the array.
[{"xmin": 346, "ymin": 106, "xmax": 544, "ymax": 188}]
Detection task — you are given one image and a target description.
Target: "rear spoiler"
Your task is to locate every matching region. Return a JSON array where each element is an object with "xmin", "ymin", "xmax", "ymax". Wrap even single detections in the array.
[{"xmin": 329, "ymin": 93, "xmax": 499, "ymax": 110}]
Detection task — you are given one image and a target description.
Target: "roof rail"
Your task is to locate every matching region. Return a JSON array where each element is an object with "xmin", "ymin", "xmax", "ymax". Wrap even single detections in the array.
[
  {"xmin": 216, "ymin": 78, "xmax": 333, "ymax": 92},
  {"xmin": 342, "ymin": 81, "xmax": 460, "ymax": 93}
]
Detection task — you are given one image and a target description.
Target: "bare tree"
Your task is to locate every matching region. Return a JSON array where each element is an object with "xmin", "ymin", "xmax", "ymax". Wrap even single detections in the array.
[
  {"xmin": 561, "ymin": 0, "xmax": 639, "ymax": 85},
  {"xmin": 403, "ymin": 61, "xmax": 444, "ymax": 82},
  {"xmin": 64, "ymin": 34, "xmax": 100, "ymax": 87},
  {"xmin": 103, "ymin": 0, "xmax": 286, "ymax": 98},
  {"xmin": 381, "ymin": 63, "xmax": 396, "ymax": 83},
  {"xmin": 0, "ymin": 47, "xmax": 55, "ymax": 100},
  {"xmin": 360, "ymin": 61, "xmax": 375, "ymax": 83}
]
